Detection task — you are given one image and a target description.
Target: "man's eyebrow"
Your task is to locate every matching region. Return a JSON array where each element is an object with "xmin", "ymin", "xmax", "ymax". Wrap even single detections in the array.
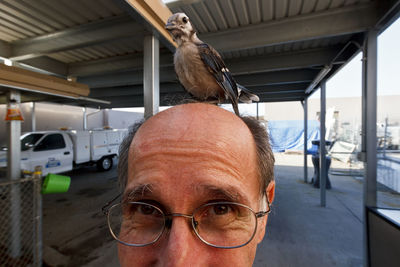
[
  {"xmin": 195, "ymin": 184, "xmax": 248, "ymax": 204},
  {"xmin": 123, "ymin": 184, "xmax": 154, "ymax": 202}
]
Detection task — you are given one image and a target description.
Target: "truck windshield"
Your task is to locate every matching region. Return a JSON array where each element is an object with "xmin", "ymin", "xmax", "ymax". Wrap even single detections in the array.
[{"xmin": 21, "ymin": 134, "xmax": 44, "ymax": 151}]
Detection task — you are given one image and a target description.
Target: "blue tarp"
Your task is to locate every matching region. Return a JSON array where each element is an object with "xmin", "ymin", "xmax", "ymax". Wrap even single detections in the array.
[{"xmin": 267, "ymin": 120, "xmax": 320, "ymax": 154}]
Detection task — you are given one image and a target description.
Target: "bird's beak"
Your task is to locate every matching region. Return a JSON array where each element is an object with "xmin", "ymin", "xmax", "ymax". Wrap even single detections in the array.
[{"xmin": 165, "ymin": 22, "xmax": 176, "ymax": 31}]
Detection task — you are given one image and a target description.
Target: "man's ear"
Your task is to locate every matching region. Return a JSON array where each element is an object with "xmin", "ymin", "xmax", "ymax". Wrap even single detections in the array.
[
  {"xmin": 255, "ymin": 180, "xmax": 275, "ymax": 244},
  {"xmin": 266, "ymin": 180, "xmax": 275, "ymax": 205}
]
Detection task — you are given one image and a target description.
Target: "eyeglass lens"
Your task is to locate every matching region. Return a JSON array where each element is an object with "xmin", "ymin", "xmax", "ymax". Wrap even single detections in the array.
[
  {"xmin": 107, "ymin": 202, "xmax": 258, "ymax": 248},
  {"xmin": 109, "ymin": 202, "xmax": 165, "ymax": 246},
  {"xmin": 193, "ymin": 202, "xmax": 257, "ymax": 247}
]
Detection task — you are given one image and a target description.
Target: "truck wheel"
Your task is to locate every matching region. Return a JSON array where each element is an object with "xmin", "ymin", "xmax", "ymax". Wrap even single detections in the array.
[{"xmin": 97, "ymin": 157, "xmax": 113, "ymax": 171}]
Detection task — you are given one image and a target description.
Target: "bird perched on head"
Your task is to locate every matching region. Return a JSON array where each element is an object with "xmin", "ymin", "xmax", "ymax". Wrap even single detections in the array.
[{"xmin": 165, "ymin": 12, "xmax": 259, "ymax": 115}]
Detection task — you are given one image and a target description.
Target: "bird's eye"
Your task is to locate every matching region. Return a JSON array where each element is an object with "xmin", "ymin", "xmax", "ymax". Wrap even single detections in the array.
[{"xmin": 182, "ymin": 17, "xmax": 188, "ymax": 23}]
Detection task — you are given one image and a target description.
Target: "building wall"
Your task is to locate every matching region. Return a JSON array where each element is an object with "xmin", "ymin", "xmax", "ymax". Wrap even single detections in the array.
[{"xmin": 264, "ymin": 95, "xmax": 400, "ymax": 125}]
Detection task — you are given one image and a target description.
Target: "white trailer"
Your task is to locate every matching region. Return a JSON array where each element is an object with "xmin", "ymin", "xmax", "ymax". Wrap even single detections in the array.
[{"xmin": 0, "ymin": 129, "xmax": 128, "ymax": 176}]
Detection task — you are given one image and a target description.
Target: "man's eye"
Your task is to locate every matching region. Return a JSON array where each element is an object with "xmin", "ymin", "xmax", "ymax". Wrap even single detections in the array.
[
  {"xmin": 182, "ymin": 17, "xmax": 188, "ymax": 23},
  {"xmin": 213, "ymin": 204, "xmax": 231, "ymax": 215},
  {"xmin": 139, "ymin": 204, "xmax": 157, "ymax": 215}
]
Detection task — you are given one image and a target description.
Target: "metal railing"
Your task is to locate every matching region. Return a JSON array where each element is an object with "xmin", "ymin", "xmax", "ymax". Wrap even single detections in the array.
[
  {"xmin": 0, "ymin": 168, "xmax": 42, "ymax": 267},
  {"xmin": 377, "ymin": 155, "xmax": 400, "ymax": 193}
]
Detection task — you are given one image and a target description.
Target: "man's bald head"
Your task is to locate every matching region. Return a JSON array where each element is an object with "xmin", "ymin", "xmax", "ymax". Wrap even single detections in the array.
[
  {"xmin": 132, "ymin": 103, "xmax": 253, "ymax": 146},
  {"xmin": 118, "ymin": 103, "xmax": 274, "ymax": 196}
]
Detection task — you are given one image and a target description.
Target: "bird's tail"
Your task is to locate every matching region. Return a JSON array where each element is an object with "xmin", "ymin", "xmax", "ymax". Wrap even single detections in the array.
[{"xmin": 237, "ymin": 84, "xmax": 260, "ymax": 103}]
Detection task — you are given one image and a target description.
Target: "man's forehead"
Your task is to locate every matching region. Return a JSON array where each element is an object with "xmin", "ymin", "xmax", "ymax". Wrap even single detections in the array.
[
  {"xmin": 131, "ymin": 103, "xmax": 254, "ymax": 148},
  {"xmin": 126, "ymin": 103, "xmax": 261, "ymax": 199}
]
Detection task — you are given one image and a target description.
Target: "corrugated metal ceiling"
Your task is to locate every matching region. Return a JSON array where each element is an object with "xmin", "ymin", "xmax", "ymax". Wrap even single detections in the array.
[
  {"xmin": 170, "ymin": 0, "xmax": 371, "ymax": 33},
  {"xmin": 0, "ymin": 0, "xmax": 124, "ymax": 41},
  {"xmin": 169, "ymin": 0, "xmax": 370, "ymax": 60}
]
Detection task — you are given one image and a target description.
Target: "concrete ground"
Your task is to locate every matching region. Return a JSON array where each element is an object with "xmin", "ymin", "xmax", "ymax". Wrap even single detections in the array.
[
  {"xmin": 42, "ymin": 163, "xmax": 120, "ymax": 267},
  {"xmin": 255, "ymin": 153, "xmax": 400, "ymax": 267},
  {"xmin": 41, "ymin": 154, "xmax": 400, "ymax": 266}
]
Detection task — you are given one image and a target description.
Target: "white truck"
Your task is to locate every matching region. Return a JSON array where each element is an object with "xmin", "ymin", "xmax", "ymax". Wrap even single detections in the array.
[{"xmin": 0, "ymin": 129, "xmax": 128, "ymax": 176}]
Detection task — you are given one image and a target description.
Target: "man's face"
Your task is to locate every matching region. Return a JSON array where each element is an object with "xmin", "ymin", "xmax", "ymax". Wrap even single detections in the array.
[{"xmin": 119, "ymin": 104, "xmax": 274, "ymax": 267}]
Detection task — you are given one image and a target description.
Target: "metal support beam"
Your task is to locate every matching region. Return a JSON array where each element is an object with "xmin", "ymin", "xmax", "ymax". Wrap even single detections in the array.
[
  {"xmin": 256, "ymin": 91, "xmax": 306, "ymax": 99},
  {"xmin": 362, "ymin": 29, "xmax": 378, "ymax": 267},
  {"xmin": 87, "ymin": 82, "xmax": 307, "ymax": 100},
  {"xmin": 78, "ymin": 67, "xmax": 176, "ymax": 89},
  {"xmin": 9, "ymin": 15, "xmax": 142, "ymax": 61},
  {"xmin": 305, "ymin": 65, "xmax": 331, "ymax": 94},
  {"xmin": 261, "ymin": 96, "xmax": 306, "ymax": 102},
  {"xmin": 69, "ymin": 53, "xmax": 174, "ymax": 77},
  {"xmin": 31, "ymin": 102, "xmax": 36, "ymax": 132},
  {"xmin": 303, "ymin": 98, "xmax": 308, "ymax": 183},
  {"xmin": 0, "ymin": 39, "xmax": 11, "ymax": 58},
  {"xmin": 89, "ymin": 83, "xmax": 183, "ymax": 98},
  {"xmin": 80, "ymin": 67, "xmax": 314, "ymax": 89},
  {"xmin": 143, "ymin": 35, "xmax": 159, "ymax": 119},
  {"xmin": 70, "ymin": 46, "xmax": 341, "ymax": 77},
  {"xmin": 7, "ymin": 90, "xmax": 22, "ymax": 258},
  {"xmin": 235, "ymin": 69, "xmax": 317, "ymax": 86},
  {"xmin": 20, "ymin": 56, "xmax": 68, "ymax": 77},
  {"xmin": 247, "ymin": 83, "xmax": 308, "ymax": 93},
  {"xmin": 320, "ymin": 81, "xmax": 327, "ymax": 207}
]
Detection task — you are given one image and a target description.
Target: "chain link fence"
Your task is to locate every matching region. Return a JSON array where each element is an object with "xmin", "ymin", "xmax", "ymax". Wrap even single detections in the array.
[{"xmin": 0, "ymin": 174, "xmax": 42, "ymax": 267}]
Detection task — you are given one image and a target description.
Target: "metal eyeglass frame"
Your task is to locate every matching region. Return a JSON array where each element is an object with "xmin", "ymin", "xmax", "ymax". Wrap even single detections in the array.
[{"xmin": 102, "ymin": 195, "xmax": 271, "ymax": 249}]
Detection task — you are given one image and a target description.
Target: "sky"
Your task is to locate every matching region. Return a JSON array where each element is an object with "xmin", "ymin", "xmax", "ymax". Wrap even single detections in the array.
[{"xmin": 311, "ymin": 17, "xmax": 400, "ymax": 99}]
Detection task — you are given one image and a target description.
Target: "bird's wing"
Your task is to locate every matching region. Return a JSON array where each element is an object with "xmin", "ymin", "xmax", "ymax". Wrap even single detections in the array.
[{"xmin": 196, "ymin": 43, "xmax": 239, "ymax": 101}]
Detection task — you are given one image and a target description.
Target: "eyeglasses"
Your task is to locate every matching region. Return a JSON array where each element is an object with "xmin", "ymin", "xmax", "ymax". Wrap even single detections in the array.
[{"xmin": 103, "ymin": 199, "xmax": 271, "ymax": 249}]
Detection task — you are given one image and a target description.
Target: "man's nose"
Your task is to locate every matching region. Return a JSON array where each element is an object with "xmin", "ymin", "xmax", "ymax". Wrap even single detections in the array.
[{"xmin": 159, "ymin": 215, "xmax": 203, "ymax": 267}]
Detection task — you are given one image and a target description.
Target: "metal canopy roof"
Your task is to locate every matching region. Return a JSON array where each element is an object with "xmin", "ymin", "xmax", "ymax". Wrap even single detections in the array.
[{"xmin": 0, "ymin": 0, "xmax": 399, "ymax": 108}]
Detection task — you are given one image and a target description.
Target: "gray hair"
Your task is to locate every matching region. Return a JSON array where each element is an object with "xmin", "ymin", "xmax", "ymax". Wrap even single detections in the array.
[{"xmin": 117, "ymin": 116, "xmax": 274, "ymax": 196}]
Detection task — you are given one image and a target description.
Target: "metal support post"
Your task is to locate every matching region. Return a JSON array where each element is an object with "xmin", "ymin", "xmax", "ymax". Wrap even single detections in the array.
[
  {"xmin": 303, "ymin": 99, "xmax": 308, "ymax": 183},
  {"xmin": 7, "ymin": 90, "xmax": 22, "ymax": 258},
  {"xmin": 31, "ymin": 102, "xmax": 36, "ymax": 132},
  {"xmin": 362, "ymin": 29, "xmax": 378, "ymax": 267},
  {"xmin": 363, "ymin": 29, "xmax": 378, "ymax": 207},
  {"xmin": 33, "ymin": 166, "xmax": 42, "ymax": 266},
  {"xmin": 320, "ymin": 81, "xmax": 327, "ymax": 207},
  {"xmin": 83, "ymin": 107, "xmax": 87, "ymax": 130},
  {"xmin": 143, "ymin": 34, "xmax": 160, "ymax": 119},
  {"xmin": 103, "ymin": 109, "xmax": 109, "ymax": 127}
]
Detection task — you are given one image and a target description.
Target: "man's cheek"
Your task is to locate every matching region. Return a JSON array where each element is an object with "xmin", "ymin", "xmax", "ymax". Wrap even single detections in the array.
[{"xmin": 118, "ymin": 244, "xmax": 139, "ymax": 267}]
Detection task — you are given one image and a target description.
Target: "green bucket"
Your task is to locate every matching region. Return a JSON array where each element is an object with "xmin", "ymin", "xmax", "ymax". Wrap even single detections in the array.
[{"xmin": 41, "ymin": 173, "xmax": 71, "ymax": 194}]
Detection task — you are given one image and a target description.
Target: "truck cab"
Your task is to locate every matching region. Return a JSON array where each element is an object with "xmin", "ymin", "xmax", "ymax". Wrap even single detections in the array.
[{"xmin": 19, "ymin": 131, "xmax": 74, "ymax": 175}]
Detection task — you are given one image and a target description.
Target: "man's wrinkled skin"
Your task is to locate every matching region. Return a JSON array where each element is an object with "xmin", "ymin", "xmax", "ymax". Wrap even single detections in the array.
[{"xmin": 118, "ymin": 103, "xmax": 275, "ymax": 267}]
